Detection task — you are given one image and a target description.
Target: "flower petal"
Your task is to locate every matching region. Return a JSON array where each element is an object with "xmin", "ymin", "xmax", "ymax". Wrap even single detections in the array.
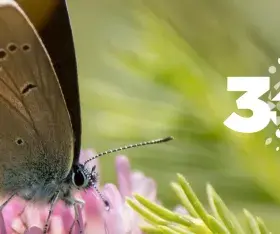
[
  {"xmin": 173, "ymin": 205, "xmax": 189, "ymax": 215},
  {"xmin": 80, "ymin": 190, "xmax": 105, "ymax": 234},
  {"xmin": 11, "ymin": 217, "xmax": 26, "ymax": 234},
  {"xmin": 53, "ymin": 202, "xmax": 74, "ymax": 232},
  {"xmin": 49, "ymin": 216, "xmax": 64, "ymax": 234},
  {"xmin": 24, "ymin": 226, "xmax": 43, "ymax": 234},
  {"xmin": 103, "ymin": 184, "xmax": 123, "ymax": 211},
  {"xmin": 102, "ymin": 184, "xmax": 126, "ymax": 234},
  {"xmin": 2, "ymin": 197, "xmax": 25, "ymax": 233},
  {"xmin": 131, "ymin": 172, "xmax": 157, "ymax": 201},
  {"xmin": 116, "ymin": 156, "xmax": 132, "ymax": 198},
  {"xmin": 103, "ymin": 209, "xmax": 125, "ymax": 234},
  {"xmin": 0, "ymin": 211, "xmax": 6, "ymax": 234},
  {"xmin": 22, "ymin": 204, "xmax": 45, "ymax": 230}
]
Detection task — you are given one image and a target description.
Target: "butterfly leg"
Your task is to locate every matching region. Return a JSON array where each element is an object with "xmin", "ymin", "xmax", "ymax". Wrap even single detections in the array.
[
  {"xmin": 68, "ymin": 199, "xmax": 84, "ymax": 234},
  {"xmin": 43, "ymin": 192, "xmax": 60, "ymax": 234},
  {"xmin": 0, "ymin": 193, "xmax": 16, "ymax": 211}
]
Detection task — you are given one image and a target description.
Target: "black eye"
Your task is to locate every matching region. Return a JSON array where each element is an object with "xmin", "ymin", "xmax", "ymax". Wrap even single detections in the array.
[{"xmin": 72, "ymin": 170, "xmax": 88, "ymax": 188}]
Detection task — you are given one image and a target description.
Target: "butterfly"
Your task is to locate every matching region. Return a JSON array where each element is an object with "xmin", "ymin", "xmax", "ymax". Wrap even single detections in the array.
[{"xmin": 0, "ymin": 0, "xmax": 173, "ymax": 233}]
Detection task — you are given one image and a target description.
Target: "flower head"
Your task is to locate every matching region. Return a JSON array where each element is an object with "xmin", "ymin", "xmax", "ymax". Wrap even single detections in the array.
[{"xmin": 0, "ymin": 150, "xmax": 158, "ymax": 234}]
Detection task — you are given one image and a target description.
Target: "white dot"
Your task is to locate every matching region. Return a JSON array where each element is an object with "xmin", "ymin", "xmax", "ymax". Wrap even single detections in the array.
[
  {"xmin": 269, "ymin": 66, "xmax": 276, "ymax": 74},
  {"xmin": 276, "ymin": 129, "xmax": 280, "ymax": 138},
  {"xmin": 277, "ymin": 147, "xmax": 279, "ymax": 151},
  {"xmin": 265, "ymin": 137, "xmax": 272, "ymax": 145},
  {"xmin": 278, "ymin": 58, "xmax": 280, "ymax": 64}
]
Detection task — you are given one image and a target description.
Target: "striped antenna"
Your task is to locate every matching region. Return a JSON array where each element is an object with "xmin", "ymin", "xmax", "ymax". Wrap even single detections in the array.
[{"xmin": 83, "ymin": 136, "xmax": 174, "ymax": 166}]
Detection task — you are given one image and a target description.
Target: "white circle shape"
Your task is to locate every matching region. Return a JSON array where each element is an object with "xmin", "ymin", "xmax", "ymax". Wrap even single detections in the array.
[{"xmin": 269, "ymin": 66, "xmax": 276, "ymax": 74}]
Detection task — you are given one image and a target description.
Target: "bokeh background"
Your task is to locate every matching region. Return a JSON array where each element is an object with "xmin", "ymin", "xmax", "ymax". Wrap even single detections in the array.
[{"xmin": 17, "ymin": 0, "xmax": 280, "ymax": 232}]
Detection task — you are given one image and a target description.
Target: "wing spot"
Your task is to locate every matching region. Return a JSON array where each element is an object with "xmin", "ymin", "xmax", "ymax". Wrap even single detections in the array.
[
  {"xmin": 15, "ymin": 138, "xmax": 24, "ymax": 146},
  {"xmin": 0, "ymin": 49, "xmax": 7, "ymax": 60},
  {"xmin": 21, "ymin": 83, "xmax": 37, "ymax": 95},
  {"xmin": 21, "ymin": 44, "xmax": 31, "ymax": 52},
  {"xmin": 7, "ymin": 43, "xmax": 18, "ymax": 53}
]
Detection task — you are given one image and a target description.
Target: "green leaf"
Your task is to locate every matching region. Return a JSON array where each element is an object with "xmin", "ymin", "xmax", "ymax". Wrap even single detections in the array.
[
  {"xmin": 207, "ymin": 184, "xmax": 245, "ymax": 234},
  {"xmin": 128, "ymin": 173, "xmax": 272, "ymax": 234},
  {"xmin": 177, "ymin": 174, "xmax": 209, "ymax": 226},
  {"xmin": 244, "ymin": 209, "xmax": 261, "ymax": 234},
  {"xmin": 171, "ymin": 182, "xmax": 199, "ymax": 218},
  {"xmin": 207, "ymin": 214, "xmax": 230, "ymax": 234},
  {"xmin": 166, "ymin": 223, "xmax": 195, "ymax": 234},
  {"xmin": 126, "ymin": 197, "xmax": 168, "ymax": 226},
  {"xmin": 141, "ymin": 226, "xmax": 163, "ymax": 234},
  {"xmin": 256, "ymin": 217, "xmax": 272, "ymax": 234},
  {"xmin": 133, "ymin": 193, "xmax": 191, "ymax": 227},
  {"xmin": 158, "ymin": 225, "xmax": 185, "ymax": 234}
]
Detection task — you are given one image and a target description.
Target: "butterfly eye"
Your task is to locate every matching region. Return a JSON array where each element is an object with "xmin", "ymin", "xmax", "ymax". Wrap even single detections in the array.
[
  {"xmin": 72, "ymin": 169, "xmax": 89, "ymax": 188},
  {"xmin": 0, "ymin": 49, "xmax": 7, "ymax": 60}
]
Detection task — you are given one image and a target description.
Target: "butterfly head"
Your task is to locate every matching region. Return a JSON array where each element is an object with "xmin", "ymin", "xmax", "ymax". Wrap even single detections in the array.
[
  {"xmin": 71, "ymin": 164, "xmax": 98, "ymax": 190},
  {"xmin": 70, "ymin": 163, "xmax": 110, "ymax": 210}
]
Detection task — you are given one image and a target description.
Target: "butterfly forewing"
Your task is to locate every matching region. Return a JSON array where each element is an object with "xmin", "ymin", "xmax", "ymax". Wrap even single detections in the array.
[
  {"xmin": 0, "ymin": 0, "xmax": 74, "ymax": 194},
  {"xmin": 36, "ymin": 1, "xmax": 81, "ymax": 164}
]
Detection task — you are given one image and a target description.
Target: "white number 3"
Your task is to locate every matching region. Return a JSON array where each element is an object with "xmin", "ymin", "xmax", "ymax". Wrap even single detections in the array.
[{"xmin": 224, "ymin": 77, "xmax": 272, "ymax": 133}]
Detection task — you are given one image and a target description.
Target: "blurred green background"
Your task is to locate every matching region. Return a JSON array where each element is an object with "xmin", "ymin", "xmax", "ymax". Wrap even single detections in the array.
[{"xmin": 64, "ymin": 0, "xmax": 280, "ymax": 232}]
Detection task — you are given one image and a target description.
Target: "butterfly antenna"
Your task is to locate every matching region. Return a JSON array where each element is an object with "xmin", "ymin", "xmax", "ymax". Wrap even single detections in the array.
[
  {"xmin": 84, "ymin": 136, "xmax": 174, "ymax": 166},
  {"xmin": 92, "ymin": 183, "xmax": 110, "ymax": 211}
]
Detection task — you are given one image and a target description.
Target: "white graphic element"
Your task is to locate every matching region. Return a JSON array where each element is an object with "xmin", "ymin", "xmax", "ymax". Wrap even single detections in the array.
[
  {"xmin": 267, "ymin": 81, "xmax": 280, "ymax": 125},
  {"xmin": 266, "ymin": 129, "xmax": 280, "ymax": 142},
  {"xmin": 265, "ymin": 137, "xmax": 272, "ymax": 145},
  {"xmin": 276, "ymin": 129, "xmax": 280, "ymax": 138},
  {"xmin": 224, "ymin": 77, "xmax": 271, "ymax": 133},
  {"xmin": 268, "ymin": 66, "xmax": 276, "ymax": 74},
  {"xmin": 224, "ymin": 61, "xmax": 280, "ymax": 151},
  {"xmin": 264, "ymin": 60, "xmax": 280, "ymax": 151}
]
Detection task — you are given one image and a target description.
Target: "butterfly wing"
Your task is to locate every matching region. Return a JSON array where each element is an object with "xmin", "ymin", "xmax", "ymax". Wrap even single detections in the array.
[
  {"xmin": 0, "ymin": 0, "xmax": 74, "ymax": 194},
  {"xmin": 37, "ymin": 0, "xmax": 81, "ymax": 165}
]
